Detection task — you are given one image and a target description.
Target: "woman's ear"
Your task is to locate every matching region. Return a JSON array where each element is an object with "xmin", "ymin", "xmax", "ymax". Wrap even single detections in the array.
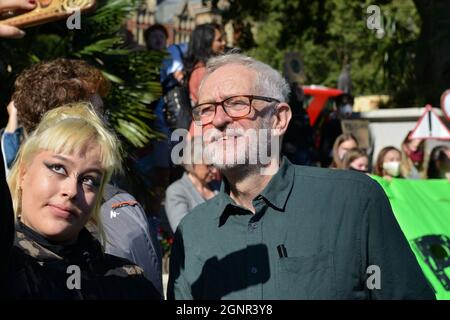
[
  {"xmin": 272, "ymin": 103, "xmax": 292, "ymax": 137},
  {"xmin": 18, "ymin": 163, "xmax": 27, "ymax": 189}
]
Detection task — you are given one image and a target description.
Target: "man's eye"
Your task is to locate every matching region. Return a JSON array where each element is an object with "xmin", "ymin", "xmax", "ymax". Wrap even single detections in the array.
[
  {"xmin": 227, "ymin": 98, "xmax": 249, "ymax": 106},
  {"xmin": 200, "ymin": 105, "xmax": 215, "ymax": 114}
]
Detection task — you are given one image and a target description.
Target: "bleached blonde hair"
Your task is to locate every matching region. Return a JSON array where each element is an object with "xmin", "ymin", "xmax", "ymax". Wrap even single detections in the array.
[{"xmin": 7, "ymin": 102, "xmax": 122, "ymax": 242}]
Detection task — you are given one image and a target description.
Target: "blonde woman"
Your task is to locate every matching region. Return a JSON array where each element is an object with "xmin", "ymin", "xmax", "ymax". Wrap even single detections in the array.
[
  {"xmin": 0, "ymin": 103, "xmax": 161, "ymax": 299},
  {"xmin": 330, "ymin": 133, "xmax": 358, "ymax": 169}
]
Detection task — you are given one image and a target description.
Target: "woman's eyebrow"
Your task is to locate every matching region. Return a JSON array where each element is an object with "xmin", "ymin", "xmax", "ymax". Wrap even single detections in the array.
[
  {"xmin": 51, "ymin": 154, "xmax": 73, "ymax": 164},
  {"xmin": 51, "ymin": 155, "xmax": 103, "ymax": 176}
]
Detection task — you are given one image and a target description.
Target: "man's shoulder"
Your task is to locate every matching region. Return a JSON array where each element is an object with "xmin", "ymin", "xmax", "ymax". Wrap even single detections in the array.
[
  {"xmin": 177, "ymin": 194, "xmax": 222, "ymax": 229},
  {"xmin": 292, "ymin": 164, "xmax": 380, "ymax": 191}
]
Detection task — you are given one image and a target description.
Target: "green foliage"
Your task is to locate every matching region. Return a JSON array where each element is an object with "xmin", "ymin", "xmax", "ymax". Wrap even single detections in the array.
[
  {"xmin": 0, "ymin": 0, "xmax": 163, "ymax": 149},
  {"xmin": 224, "ymin": 0, "xmax": 422, "ymax": 107}
]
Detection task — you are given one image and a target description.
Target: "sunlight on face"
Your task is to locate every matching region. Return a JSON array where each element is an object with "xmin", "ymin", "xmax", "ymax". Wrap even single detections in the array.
[{"xmin": 20, "ymin": 145, "xmax": 104, "ymax": 242}]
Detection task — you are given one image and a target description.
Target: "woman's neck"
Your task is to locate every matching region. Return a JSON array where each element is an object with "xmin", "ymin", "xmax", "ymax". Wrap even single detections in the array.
[{"xmin": 187, "ymin": 172, "xmax": 214, "ymax": 200}]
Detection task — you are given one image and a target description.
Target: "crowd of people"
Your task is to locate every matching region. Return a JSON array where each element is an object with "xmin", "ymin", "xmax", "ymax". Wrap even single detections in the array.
[
  {"xmin": 0, "ymin": 0, "xmax": 447, "ymax": 300},
  {"xmin": 329, "ymin": 130, "xmax": 449, "ymax": 181}
]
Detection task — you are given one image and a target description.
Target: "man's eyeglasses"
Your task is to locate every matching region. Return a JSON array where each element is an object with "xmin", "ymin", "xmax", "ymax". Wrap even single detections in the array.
[{"xmin": 191, "ymin": 95, "xmax": 280, "ymax": 125}]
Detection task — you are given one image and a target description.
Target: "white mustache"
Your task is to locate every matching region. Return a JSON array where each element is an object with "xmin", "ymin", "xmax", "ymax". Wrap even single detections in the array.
[{"xmin": 204, "ymin": 128, "xmax": 246, "ymax": 144}]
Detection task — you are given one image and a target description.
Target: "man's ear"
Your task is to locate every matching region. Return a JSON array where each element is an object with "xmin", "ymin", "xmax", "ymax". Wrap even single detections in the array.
[{"xmin": 272, "ymin": 103, "xmax": 292, "ymax": 136}]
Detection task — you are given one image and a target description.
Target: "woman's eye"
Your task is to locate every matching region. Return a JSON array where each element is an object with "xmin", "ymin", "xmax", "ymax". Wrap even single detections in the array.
[
  {"xmin": 82, "ymin": 176, "xmax": 99, "ymax": 188},
  {"xmin": 46, "ymin": 163, "xmax": 66, "ymax": 175}
]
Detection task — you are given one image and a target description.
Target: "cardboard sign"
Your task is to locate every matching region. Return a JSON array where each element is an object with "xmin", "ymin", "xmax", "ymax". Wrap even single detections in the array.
[{"xmin": 341, "ymin": 119, "xmax": 370, "ymax": 149}]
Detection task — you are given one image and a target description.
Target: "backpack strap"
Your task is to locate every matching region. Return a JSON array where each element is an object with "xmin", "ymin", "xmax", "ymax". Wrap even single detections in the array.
[{"xmin": 173, "ymin": 44, "xmax": 184, "ymax": 59}]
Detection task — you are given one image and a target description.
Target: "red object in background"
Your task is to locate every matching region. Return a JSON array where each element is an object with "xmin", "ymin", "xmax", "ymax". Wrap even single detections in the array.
[{"xmin": 302, "ymin": 86, "xmax": 344, "ymax": 126}]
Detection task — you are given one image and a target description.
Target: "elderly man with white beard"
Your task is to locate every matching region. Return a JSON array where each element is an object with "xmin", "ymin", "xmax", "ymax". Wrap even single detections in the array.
[{"xmin": 167, "ymin": 53, "xmax": 435, "ymax": 300}]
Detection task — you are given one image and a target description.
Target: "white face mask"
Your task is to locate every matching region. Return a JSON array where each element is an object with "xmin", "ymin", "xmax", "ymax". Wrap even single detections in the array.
[
  {"xmin": 340, "ymin": 104, "xmax": 353, "ymax": 117},
  {"xmin": 382, "ymin": 161, "xmax": 401, "ymax": 177}
]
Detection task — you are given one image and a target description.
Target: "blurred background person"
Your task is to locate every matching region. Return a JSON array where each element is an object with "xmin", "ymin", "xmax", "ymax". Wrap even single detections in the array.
[
  {"xmin": 329, "ymin": 133, "xmax": 358, "ymax": 169},
  {"xmin": 165, "ymin": 138, "xmax": 219, "ymax": 233},
  {"xmin": 373, "ymin": 146, "xmax": 403, "ymax": 181},
  {"xmin": 1, "ymin": 58, "xmax": 109, "ymax": 174},
  {"xmin": 184, "ymin": 22, "xmax": 226, "ymax": 105},
  {"xmin": 401, "ymin": 131, "xmax": 425, "ymax": 179},
  {"xmin": 282, "ymin": 83, "xmax": 314, "ymax": 166},
  {"xmin": 426, "ymin": 145, "xmax": 450, "ymax": 180},
  {"xmin": 144, "ymin": 23, "xmax": 168, "ymax": 52},
  {"xmin": 133, "ymin": 24, "xmax": 172, "ymax": 217},
  {"xmin": 341, "ymin": 148, "xmax": 369, "ymax": 173},
  {"xmin": 318, "ymin": 93, "xmax": 354, "ymax": 167}
]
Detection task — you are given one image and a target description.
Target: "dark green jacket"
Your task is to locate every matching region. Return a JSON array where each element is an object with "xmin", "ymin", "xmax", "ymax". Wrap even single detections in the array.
[{"xmin": 168, "ymin": 158, "xmax": 435, "ymax": 300}]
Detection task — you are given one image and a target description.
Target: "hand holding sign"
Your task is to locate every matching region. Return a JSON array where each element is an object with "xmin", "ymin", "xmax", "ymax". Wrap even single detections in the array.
[
  {"xmin": 0, "ymin": 0, "xmax": 36, "ymax": 38},
  {"xmin": 0, "ymin": 0, "xmax": 96, "ymax": 33}
]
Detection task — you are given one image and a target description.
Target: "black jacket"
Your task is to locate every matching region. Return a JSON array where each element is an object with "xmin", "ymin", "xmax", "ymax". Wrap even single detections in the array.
[
  {"xmin": 0, "ymin": 151, "xmax": 13, "ymax": 285},
  {"xmin": 1, "ymin": 222, "xmax": 162, "ymax": 300}
]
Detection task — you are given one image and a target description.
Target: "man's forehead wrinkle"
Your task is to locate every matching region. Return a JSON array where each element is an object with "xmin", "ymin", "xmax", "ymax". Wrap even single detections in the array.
[{"xmin": 201, "ymin": 67, "xmax": 255, "ymax": 102}]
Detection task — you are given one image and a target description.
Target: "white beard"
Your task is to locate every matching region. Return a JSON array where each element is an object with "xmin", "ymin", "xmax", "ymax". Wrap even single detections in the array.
[{"xmin": 203, "ymin": 118, "xmax": 279, "ymax": 172}]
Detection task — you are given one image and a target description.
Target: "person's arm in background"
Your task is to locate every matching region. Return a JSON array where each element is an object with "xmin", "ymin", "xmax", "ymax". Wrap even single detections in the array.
[
  {"xmin": 2, "ymin": 101, "xmax": 22, "ymax": 171},
  {"xmin": 0, "ymin": 0, "xmax": 36, "ymax": 38}
]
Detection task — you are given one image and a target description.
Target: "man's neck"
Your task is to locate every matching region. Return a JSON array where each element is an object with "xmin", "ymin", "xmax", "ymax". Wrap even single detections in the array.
[{"xmin": 223, "ymin": 160, "xmax": 280, "ymax": 213}]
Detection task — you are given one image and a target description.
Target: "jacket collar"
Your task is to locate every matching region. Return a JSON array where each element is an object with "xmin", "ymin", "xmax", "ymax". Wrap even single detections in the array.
[
  {"xmin": 14, "ymin": 221, "xmax": 103, "ymax": 262},
  {"xmin": 215, "ymin": 157, "xmax": 295, "ymax": 223}
]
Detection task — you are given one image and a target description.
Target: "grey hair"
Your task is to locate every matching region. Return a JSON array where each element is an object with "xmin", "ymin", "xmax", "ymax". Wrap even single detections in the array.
[{"xmin": 202, "ymin": 52, "xmax": 291, "ymax": 102}]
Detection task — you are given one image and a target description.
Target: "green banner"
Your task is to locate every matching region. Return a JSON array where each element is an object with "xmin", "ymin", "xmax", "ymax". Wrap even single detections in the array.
[{"xmin": 372, "ymin": 176, "xmax": 450, "ymax": 300}]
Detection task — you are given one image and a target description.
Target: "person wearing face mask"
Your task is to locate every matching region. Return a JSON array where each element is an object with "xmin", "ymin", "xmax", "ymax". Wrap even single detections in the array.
[
  {"xmin": 427, "ymin": 145, "xmax": 450, "ymax": 180},
  {"xmin": 341, "ymin": 148, "xmax": 369, "ymax": 173},
  {"xmin": 374, "ymin": 146, "xmax": 403, "ymax": 181},
  {"xmin": 401, "ymin": 132, "xmax": 425, "ymax": 179}
]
